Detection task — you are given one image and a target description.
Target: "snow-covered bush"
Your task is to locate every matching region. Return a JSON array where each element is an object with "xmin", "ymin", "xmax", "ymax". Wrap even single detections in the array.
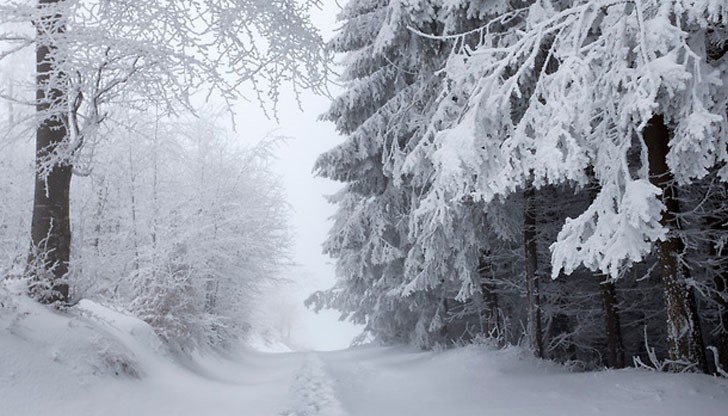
[{"xmin": 70, "ymin": 111, "xmax": 291, "ymax": 349}]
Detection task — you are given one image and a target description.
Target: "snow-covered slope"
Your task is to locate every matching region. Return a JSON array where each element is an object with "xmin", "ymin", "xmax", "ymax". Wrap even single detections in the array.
[
  {"xmin": 0, "ymin": 283, "xmax": 297, "ymax": 416},
  {"xmin": 2, "ymin": 281, "xmax": 727, "ymax": 416}
]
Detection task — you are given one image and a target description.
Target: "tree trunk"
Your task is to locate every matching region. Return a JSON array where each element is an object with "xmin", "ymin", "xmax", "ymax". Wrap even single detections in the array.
[
  {"xmin": 642, "ymin": 114, "xmax": 707, "ymax": 372},
  {"xmin": 28, "ymin": 0, "xmax": 71, "ymax": 304},
  {"xmin": 586, "ymin": 171, "xmax": 626, "ymax": 368},
  {"xmin": 599, "ymin": 278, "xmax": 625, "ymax": 368},
  {"xmin": 523, "ymin": 185, "xmax": 543, "ymax": 358},
  {"xmin": 547, "ymin": 292, "xmax": 575, "ymax": 361},
  {"xmin": 477, "ymin": 252, "xmax": 501, "ymax": 341}
]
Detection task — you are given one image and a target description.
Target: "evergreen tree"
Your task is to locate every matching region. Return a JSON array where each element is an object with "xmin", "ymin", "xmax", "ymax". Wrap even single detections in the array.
[
  {"xmin": 423, "ymin": 0, "xmax": 727, "ymax": 370},
  {"xmin": 310, "ymin": 0, "xmax": 456, "ymax": 346}
]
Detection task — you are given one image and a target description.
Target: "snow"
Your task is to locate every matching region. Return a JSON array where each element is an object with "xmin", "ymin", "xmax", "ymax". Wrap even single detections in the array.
[
  {"xmin": 325, "ymin": 346, "xmax": 728, "ymax": 416},
  {"xmin": 2, "ymin": 286, "xmax": 727, "ymax": 416}
]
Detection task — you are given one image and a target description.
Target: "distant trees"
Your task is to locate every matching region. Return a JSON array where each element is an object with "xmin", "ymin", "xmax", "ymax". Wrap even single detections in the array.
[
  {"xmin": 0, "ymin": 0, "xmax": 328, "ymax": 304},
  {"xmin": 70, "ymin": 113, "xmax": 291, "ymax": 348},
  {"xmin": 314, "ymin": 0, "xmax": 728, "ymax": 374}
]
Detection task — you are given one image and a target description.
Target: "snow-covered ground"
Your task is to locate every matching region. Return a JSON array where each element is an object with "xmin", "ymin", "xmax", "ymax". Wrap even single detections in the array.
[{"xmin": 2, "ymin": 289, "xmax": 727, "ymax": 416}]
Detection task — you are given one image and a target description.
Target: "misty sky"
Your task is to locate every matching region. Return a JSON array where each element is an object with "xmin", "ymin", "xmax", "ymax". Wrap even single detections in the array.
[{"xmin": 235, "ymin": 3, "xmax": 362, "ymax": 351}]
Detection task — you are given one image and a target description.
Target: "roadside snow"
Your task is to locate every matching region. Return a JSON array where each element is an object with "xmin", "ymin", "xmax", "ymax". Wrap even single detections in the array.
[
  {"xmin": 2, "ymin": 286, "xmax": 727, "ymax": 416},
  {"xmin": 0, "ymin": 287, "xmax": 296, "ymax": 416},
  {"xmin": 322, "ymin": 346, "xmax": 728, "ymax": 416}
]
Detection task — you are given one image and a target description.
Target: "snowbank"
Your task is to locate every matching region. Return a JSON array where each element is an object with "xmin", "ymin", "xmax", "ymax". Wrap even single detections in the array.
[
  {"xmin": 322, "ymin": 344, "xmax": 728, "ymax": 416},
  {"xmin": 0, "ymin": 282, "xmax": 296, "ymax": 416}
]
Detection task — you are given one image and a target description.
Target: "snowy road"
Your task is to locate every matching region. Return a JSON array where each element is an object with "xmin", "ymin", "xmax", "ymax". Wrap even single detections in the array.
[
  {"xmin": 3, "ymin": 298, "xmax": 728, "ymax": 416},
  {"xmin": 310, "ymin": 347, "xmax": 728, "ymax": 416},
  {"xmin": 5, "ymin": 342, "xmax": 728, "ymax": 416},
  {"xmin": 280, "ymin": 353, "xmax": 347, "ymax": 416},
  {"xmin": 137, "ymin": 345, "xmax": 728, "ymax": 416}
]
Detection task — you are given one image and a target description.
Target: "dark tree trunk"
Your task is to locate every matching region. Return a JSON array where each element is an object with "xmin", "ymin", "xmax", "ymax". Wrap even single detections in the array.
[
  {"xmin": 547, "ymin": 293, "xmax": 576, "ymax": 361},
  {"xmin": 584, "ymin": 171, "xmax": 626, "ymax": 368},
  {"xmin": 438, "ymin": 297, "xmax": 450, "ymax": 340},
  {"xmin": 585, "ymin": 169, "xmax": 626, "ymax": 368},
  {"xmin": 523, "ymin": 185, "xmax": 543, "ymax": 358},
  {"xmin": 28, "ymin": 0, "xmax": 71, "ymax": 304},
  {"xmin": 600, "ymin": 279, "xmax": 625, "ymax": 368},
  {"xmin": 642, "ymin": 114, "xmax": 707, "ymax": 372},
  {"xmin": 477, "ymin": 252, "xmax": 501, "ymax": 340}
]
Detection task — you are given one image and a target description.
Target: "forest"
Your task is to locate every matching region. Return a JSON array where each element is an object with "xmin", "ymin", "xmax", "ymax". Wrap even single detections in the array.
[
  {"xmin": 0, "ymin": 0, "xmax": 330, "ymax": 352},
  {"xmin": 1, "ymin": 3, "xmax": 728, "ymax": 412},
  {"xmin": 306, "ymin": 0, "xmax": 728, "ymax": 375}
]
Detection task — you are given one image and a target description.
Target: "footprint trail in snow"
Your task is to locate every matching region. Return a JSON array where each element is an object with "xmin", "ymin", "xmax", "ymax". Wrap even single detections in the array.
[{"xmin": 279, "ymin": 353, "xmax": 348, "ymax": 416}]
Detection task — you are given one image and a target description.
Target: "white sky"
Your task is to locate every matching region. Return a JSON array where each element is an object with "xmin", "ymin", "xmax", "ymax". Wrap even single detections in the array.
[{"xmin": 236, "ymin": 2, "xmax": 363, "ymax": 351}]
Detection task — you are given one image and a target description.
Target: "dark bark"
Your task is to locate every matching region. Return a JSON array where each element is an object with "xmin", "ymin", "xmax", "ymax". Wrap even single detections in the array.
[
  {"xmin": 28, "ymin": 0, "xmax": 71, "ymax": 304},
  {"xmin": 523, "ymin": 185, "xmax": 543, "ymax": 358},
  {"xmin": 600, "ymin": 279, "xmax": 626, "ymax": 368},
  {"xmin": 438, "ymin": 297, "xmax": 450, "ymax": 340},
  {"xmin": 642, "ymin": 114, "xmax": 707, "ymax": 372},
  {"xmin": 547, "ymin": 293, "xmax": 575, "ymax": 361}
]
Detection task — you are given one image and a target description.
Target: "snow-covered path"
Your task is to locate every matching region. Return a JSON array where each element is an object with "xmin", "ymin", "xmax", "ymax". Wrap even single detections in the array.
[
  {"xmin": 105, "ymin": 345, "xmax": 728, "ymax": 416},
  {"xmin": 3, "ymin": 298, "xmax": 728, "ymax": 416},
  {"xmin": 6, "ymin": 342, "xmax": 728, "ymax": 416},
  {"xmin": 279, "ymin": 353, "xmax": 347, "ymax": 416}
]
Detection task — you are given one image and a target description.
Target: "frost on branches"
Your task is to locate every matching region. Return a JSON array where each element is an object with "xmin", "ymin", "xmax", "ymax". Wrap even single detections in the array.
[
  {"xmin": 0, "ymin": 0, "xmax": 328, "ymax": 305},
  {"xmin": 309, "ymin": 0, "xmax": 460, "ymax": 347},
  {"xmin": 428, "ymin": 0, "xmax": 728, "ymax": 278},
  {"xmin": 1, "ymin": 0, "xmax": 328, "ymax": 166},
  {"xmin": 317, "ymin": 0, "xmax": 728, "ymax": 373},
  {"xmin": 72, "ymin": 113, "xmax": 291, "ymax": 349},
  {"xmin": 421, "ymin": 0, "xmax": 727, "ymax": 370}
]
